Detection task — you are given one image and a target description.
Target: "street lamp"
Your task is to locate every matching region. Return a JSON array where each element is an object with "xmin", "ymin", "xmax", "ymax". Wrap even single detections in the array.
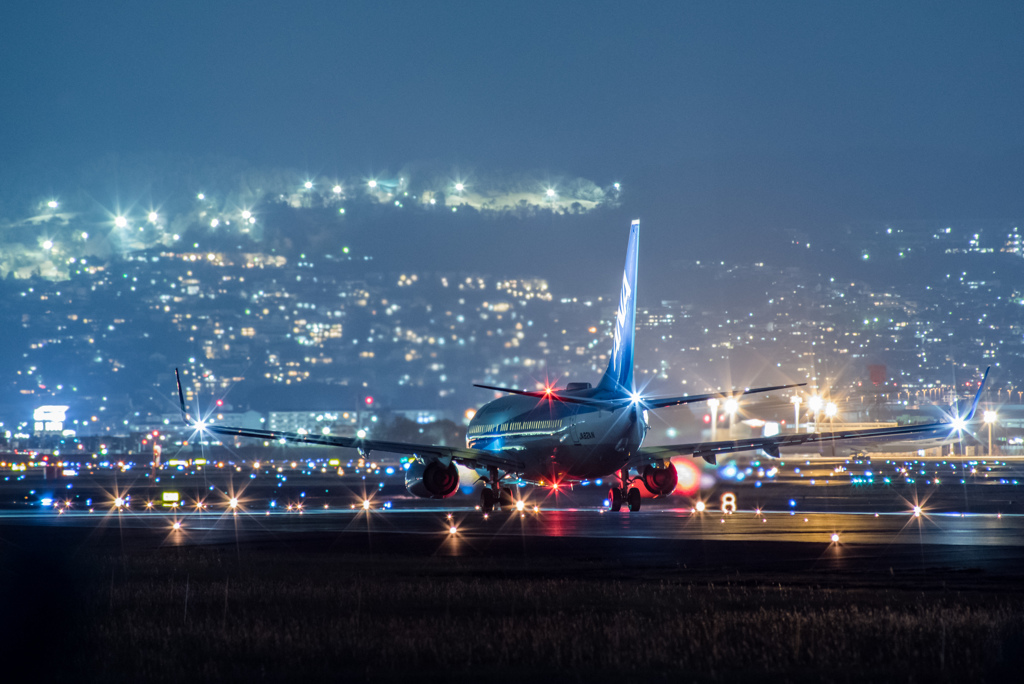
[
  {"xmin": 707, "ymin": 398, "xmax": 720, "ymax": 441},
  {"xmin": 808, "ymin": 395, "xmax": 823, "ymax": 432},
  {"xmin": 723, "ymin": 397, "xmax": 739, "ymax": 439},
  {"xmin": 724, "ymin": 398, "xmax": 739, "ymax": 416},
  {"xmin": 984, "ymin": 410, "xmax": 997, "ymax": 456},
  {"xmin": 825, "ymin": 401, "xmax": 837, "ymax": 431},
  {"xmin": 791, "ymin": 395, "xmax": 802, "ymax": 433}
]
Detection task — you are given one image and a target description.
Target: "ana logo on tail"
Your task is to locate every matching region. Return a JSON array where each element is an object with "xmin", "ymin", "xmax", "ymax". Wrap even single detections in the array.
[{"xmin": 612, "ymin": 271, "xmax": 632, "ymax": 373}]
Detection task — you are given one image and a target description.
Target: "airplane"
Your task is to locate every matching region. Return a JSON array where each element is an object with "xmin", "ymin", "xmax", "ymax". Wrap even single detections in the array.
[{"xmin": 175, "ymin": 219, "xmax": 989, "ymax": 512}]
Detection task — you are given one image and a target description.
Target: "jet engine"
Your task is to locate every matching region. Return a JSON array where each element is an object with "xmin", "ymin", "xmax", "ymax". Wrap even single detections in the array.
[
  {"xmin": 405, "ymin": 460, "xmax": 460, "ymax": 499},
  {"xmin": 641, "ymin": 463, "xmax": 678, "ymax": 497}
]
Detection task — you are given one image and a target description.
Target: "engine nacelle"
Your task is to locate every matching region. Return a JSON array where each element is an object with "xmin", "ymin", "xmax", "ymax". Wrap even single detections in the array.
[
  {"xmin": 641, "ymin": 463, "xmax": 678, "ymax": 497},
  {"xmin": 405, "ymin": 460, "xmax": 460, "ymax": 499}
]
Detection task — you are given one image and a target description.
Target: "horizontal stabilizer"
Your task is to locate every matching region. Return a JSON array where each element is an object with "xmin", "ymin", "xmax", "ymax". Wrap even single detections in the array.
[
  {"xmin": 475, "ymin": 381, "xmax": 806, "ymax": 410},
  {"xmin": 472, "ymin": 384, "xmax": 618, "ymax": 407}
]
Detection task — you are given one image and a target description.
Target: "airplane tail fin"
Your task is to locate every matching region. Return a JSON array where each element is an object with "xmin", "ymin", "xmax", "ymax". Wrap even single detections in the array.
[
  {"xmin": 961, "ymin": 366, "xmax": 990, "ymax": 422},
  {"xmin": 598, "ymin": 220, "xmax": 640, "ymax": 394}
]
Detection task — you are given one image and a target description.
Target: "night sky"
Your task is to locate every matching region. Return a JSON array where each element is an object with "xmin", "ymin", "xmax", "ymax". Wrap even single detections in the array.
[{"xmin": 3, "ymin": 1, "xmax": 1024, "ymax": 264}]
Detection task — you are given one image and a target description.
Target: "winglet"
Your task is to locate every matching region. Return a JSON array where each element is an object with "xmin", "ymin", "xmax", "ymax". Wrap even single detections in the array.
[
  {"xmin": 175, "ymin": 368, "xmax": 191, "ymax": 425},
  {"xmin": 962, "ymin": 366, "xmax": 990, "ymax": 422}
]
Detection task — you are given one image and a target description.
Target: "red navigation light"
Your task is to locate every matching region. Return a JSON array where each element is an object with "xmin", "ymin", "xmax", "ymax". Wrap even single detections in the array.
[
  {"xmin": 703, "ymin": 414, "xmax": 711, "ymax": 424},
  {"xmin": 365, "ymin": 396, "xmax": 374, "ymax": 406},
  {"xmin": 216, "ymin": 399, "xmax": 223, "ymax": 407}
]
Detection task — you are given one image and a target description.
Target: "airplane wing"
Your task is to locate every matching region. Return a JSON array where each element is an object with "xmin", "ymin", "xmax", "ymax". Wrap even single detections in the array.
[
  {"xmin": 632, "ymin": 367, "xmax": 989, "ymax": 467},
  {"xmin": 633, "ymin": 420, "xmax": 963, "ymax": 466},
  {"xmin": 640, "ymin": 383, "xmax": 806, "ymax": 410},
  {"xmin": 473, "ymin": 382, "xmax": 806, "ymax": 409},
  {"xmin": 175, "ymin": 370, "xmax": 524, "ymax": 473}
]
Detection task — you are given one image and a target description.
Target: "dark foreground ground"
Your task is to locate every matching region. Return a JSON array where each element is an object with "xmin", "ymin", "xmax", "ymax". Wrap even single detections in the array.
[{"xmin": 2, "ymin": 522, "xmax": 1023, "ymax": 684}]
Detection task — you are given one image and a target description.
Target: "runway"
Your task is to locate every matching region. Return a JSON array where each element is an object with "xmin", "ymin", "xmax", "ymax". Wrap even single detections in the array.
[
  {"xmin": 5, "ymin": 505, "xmax": 1023, "ymax": 544},
  {"xmin": 5, "ymin": 506, "xmax": 1024, "ymax": 576},
  {"xmin": 5, "ymin": 452, "xmax": 1024, "ymax": 575}
]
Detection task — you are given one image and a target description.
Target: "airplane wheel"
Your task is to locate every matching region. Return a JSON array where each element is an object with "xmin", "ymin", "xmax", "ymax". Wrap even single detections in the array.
[
  {"xmin": 627, "ymin": 487, "xmax": 642, "ymax": 512},
  {"xmin": 481, "ymin": 488, "xmax": 495, "ymax": 513},
  {"xmin": 609, "ymin": 487, "xmax": 624, "ymax": 512},
  {"xmin": 499, "ymin": 487, "xmax": 514, "ymax": 508}
]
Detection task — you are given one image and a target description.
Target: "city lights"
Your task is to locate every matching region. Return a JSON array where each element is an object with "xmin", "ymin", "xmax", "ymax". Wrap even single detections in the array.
[{"xmin": 0, "ymin": 13, "xmax": 1020, "ymax": 680}]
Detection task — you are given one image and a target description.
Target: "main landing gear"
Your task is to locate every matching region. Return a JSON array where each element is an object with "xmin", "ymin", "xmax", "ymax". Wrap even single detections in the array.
[
  {"xmin": 609, "ymin": 468, "xmax": 642, "ymax": 512},
  {"xmin": 480, "ymin": 467, "xmax": 516, "ymax": 513}
]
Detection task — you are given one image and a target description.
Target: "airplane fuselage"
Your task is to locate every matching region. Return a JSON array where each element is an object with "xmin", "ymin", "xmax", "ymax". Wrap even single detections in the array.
[{"xmin": 466, "ymin": 394, "xmax": 648, "ymax": 483}]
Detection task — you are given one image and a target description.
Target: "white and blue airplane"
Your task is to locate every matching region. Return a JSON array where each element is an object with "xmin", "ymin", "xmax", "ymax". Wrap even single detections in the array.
[{"xmin": 176, "ymin": 220, "xmax": 988, "ymax": 512}]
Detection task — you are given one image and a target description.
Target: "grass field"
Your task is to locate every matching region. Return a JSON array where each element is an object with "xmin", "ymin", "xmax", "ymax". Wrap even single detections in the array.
[{"xmin": 3, "ymin": 541, "xmax": 1022, "ymax": 683}]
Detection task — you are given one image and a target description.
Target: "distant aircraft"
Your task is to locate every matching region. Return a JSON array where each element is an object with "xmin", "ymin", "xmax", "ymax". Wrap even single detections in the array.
[{"xmin": 175, "ymin": 220, "xmax": 989, "ymax": 512}]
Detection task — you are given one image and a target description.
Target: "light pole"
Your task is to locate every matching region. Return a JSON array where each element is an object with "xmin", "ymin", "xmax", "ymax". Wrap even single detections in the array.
[
  {"xmin": 825, "ymin": 401, "xmax": 837, "ymax": 431},
  {"xmin": 808, "ymin": 396, "xmax": 823, "ymax": 433},
  {"xmin": 984, "ymin": 410, "xmax": 997, "ymax": 456},
  {"xmin": 791, "ymin": 395, "xmax": 802, "ymax": 433},
  {"xmin": 708, "ymin": 398, "xmax": 720, "ymax": 441},
  {"xmin": 724, "ymin": 397, "xmax": 739, "ymax": 438}
]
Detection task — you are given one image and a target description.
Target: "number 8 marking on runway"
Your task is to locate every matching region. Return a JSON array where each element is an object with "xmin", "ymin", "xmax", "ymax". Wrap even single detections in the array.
[{"xmin": 720, "ymin": 492, "xmax": 736, "ymax": 515}]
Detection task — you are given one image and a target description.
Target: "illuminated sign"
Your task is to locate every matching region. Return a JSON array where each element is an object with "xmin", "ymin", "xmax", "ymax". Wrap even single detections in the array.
[
  {"xmin": 34, "ymin": 406, "xmax": 69, "ymax": 422},
  {"xmin": 33, "ymin": 405, "xmax": 69, "ymax": 433}
]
